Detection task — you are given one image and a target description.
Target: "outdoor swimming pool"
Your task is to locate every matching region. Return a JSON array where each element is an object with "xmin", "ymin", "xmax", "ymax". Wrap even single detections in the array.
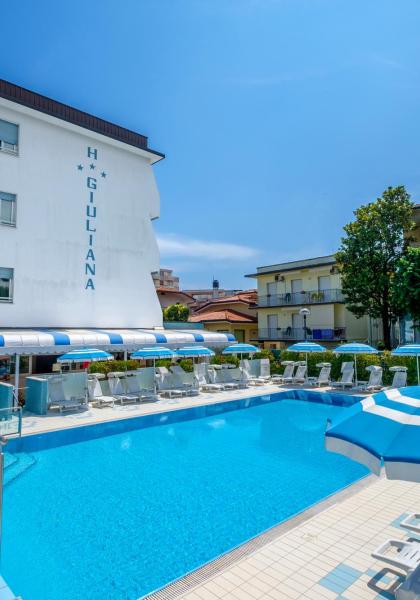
[{"xmin": 2, "ymin": 391, "xmax": 367, "ymax": 600}]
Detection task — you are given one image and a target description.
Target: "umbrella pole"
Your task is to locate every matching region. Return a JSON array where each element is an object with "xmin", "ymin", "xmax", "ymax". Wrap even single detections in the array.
[{"xmin": 354, "ymin": 354, "xmax": 358, "ymax": 387}]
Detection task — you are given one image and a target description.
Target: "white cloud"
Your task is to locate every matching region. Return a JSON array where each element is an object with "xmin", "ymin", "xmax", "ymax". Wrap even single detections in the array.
[{"xmin": 157, "ymin": 234, "xmax": 259, "ymax": 261}]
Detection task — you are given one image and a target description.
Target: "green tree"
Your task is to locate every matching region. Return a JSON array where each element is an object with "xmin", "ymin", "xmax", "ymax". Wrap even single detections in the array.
[
  {"xmin": 336, "ymin": 186, "xmax": 414, "ymax": 349},
  {"xmin": 163, "ymin": 303, "xmax": 190, "ymax": 322},
  {"xmin": 392, "ymin": 246, "xmax": 420, "ymax": 330}
]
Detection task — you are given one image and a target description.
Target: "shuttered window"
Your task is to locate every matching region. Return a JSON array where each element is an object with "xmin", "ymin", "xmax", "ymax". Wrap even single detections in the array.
[{"xmin": 0, "ymin": 119, "xmax": 19, "ymax": 154}]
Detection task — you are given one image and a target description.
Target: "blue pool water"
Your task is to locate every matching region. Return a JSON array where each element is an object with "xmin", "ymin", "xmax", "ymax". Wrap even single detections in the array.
[{"xmin": 2, "ymin": 392, "xmax": 367, "ymax": 600}]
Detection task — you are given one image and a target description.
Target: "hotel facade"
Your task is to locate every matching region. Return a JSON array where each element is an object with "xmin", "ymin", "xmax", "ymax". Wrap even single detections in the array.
[{"xmin": 0, "ymin": 80, "xmax": 233, "ymax": 385}]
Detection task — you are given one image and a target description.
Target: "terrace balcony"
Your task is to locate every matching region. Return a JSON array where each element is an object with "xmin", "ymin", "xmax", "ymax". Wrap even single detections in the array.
[
  {"xmin": 256, "ymin": 288, "xmax": 344, "ymax": 308},
  {"xmin": 257, "ymin": 327, "xmax": 346, "ymax": 342}
]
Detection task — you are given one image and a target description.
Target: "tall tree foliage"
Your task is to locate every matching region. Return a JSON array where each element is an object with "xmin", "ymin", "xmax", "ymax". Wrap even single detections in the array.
[
  {"xmin": 392, "ymin": 247, "xmax": 420, "ymax": 328},
  {"xmin": 163, "ymin": 303, "xmax": 190, "ymax": 322},
  {"xmin": 336, "ymin": 186, "xmax": 414, "ymax": 349}
]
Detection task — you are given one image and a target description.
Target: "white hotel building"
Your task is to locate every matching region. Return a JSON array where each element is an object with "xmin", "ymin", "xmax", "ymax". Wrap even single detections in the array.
[{"xmin": 0, "ymin": 80, "xmax": 233, "ymax": 384}]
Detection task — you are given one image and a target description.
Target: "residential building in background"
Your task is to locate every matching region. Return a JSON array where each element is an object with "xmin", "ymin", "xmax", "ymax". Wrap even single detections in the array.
[
  {"xmin": 152, "ymin": 268, "xmax": 180, "ymax": 290},
  {"xmin": 189, "ymin": 290, "xmax": 258, "ymax": 343},
  {"xmin": 185, "ymin": 279, "xmax": 242, "ymax": 312},
  {"xmin": 246, "ymin": 255, "xmax": 368, "ymax": 349}
]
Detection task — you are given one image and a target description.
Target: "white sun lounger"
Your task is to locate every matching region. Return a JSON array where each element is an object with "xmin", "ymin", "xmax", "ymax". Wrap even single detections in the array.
[
  {"xmin": 48, "ymin": 376, "xmax": 86, "ymax": 413},
  {"xmin": 401, "ymin": 514, "xmax": 420, "ymax": 535},
  {"xmin": 108, "ymin": 373, "xmax": 139, "ymax": 404},
  {"xmin": 292, "ymin": 363, "xmax": 307, "ymax": 384},
  {"xmin": 155, "ymin": 368, "xmax": 187, "ymax": 398},
  {"xmin": 331, "ymin": 362, "xmax": 355, "ymax": 389},
  {"xmin": 372, "ymin": 539, "xmax": 420, "ymax": 573},
  {"xmin": 389, "ymin": 366, "xmax": 408, "ymax": 389},
  {"xmin": 125, "ymin": 374, "xmax": 156, "ymax": 401},
  {"xmin": 357, "ymin": 365, "xmax": 383, "ymax": 392},
  {"xmin": 308, "ymin": 363, "xmax": 331, "ymax": 387},
  {"xmin": 87, "ymin": 373, "xmax": 115, "ymax": 408},
  {"xmin": 271, "ymin": 361, "xmax": 296, "ymax": 384},
  {"xmin": 169, "ymin": 365, "xmax": 199, "ymax": 396}
]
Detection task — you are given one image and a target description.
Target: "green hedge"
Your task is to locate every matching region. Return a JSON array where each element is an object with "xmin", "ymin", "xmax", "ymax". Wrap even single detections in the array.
[
  {"xmin": 88, "ymin": 359, "xmax": 140, "ymax": 375},
  {"xmin": 278, "ymin": 350, "xmax": 418, "ymax": 385}
]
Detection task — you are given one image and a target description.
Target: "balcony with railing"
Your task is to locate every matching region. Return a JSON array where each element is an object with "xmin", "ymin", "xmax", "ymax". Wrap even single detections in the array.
[
  {"xmin": 257, "ymin": 288, "xmax": 344, "ymax": 308},
  {"xmin": 257, "ymin": 327, "xmax": 346, "ymax": 342}
]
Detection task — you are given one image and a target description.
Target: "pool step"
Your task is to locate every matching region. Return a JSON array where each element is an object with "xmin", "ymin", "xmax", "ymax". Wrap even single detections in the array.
[{"xmin": 3, "ymin": 452, "xmax": 37, "ymax": 486}]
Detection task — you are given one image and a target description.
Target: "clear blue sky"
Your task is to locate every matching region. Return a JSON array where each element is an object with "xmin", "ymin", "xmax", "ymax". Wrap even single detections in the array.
[{"xmin": 2, "ymin": 0, "xmax": 420, "ymax": 289}]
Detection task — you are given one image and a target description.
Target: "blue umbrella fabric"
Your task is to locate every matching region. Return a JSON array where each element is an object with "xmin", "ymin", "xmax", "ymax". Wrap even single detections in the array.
[
  {"xmin": 392, "ymin": 344, "xmax": 420, "ymax": 385},
  {"xmin": 176, "ymin": 346, "xmax": 215, "ymax": 359},
  {"xmin": 287, "ymin": 342, "xmax": 327, "ymax": 353},
  {"xmin": 287, "ymin": 342, "xmax": 327, "ymax": 372},
  {"xmin": 333, "ymin": 342, "xmax": 378, "ymax": 386},
  {"xmin": 222, "ymin": 344, "xmax": 259, "ymax": 355},
  {"xmin": 326, "ymin": 386, "xmax": 420, "ymax": 482},
  {"xmin": 57, "ymin": 348, "xmax": 113, "ymax": 363},
  {"xmin": 131, "ymin": 347, "xmax": 175, "ymax": 360}
]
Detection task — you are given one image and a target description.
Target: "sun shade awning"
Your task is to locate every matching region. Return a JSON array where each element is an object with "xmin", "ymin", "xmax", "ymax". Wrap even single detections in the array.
[{"xmin": 0, "ymin": 328, "xmax": 236, "ymax": 355}]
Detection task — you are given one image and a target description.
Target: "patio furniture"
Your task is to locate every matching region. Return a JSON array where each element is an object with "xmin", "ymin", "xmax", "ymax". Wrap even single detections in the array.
[
  {"xmin": 48, "ymin": 375, "xmax": 86, "ymax": 413},
  {"xmin": 208, "ymin": 366, "xmax": 239, "ymax": 390},
  {"xmin": 87, "ymin": 373, "xmax": 115, "ymax": 408},
  {"xmin": 271, "ymin": 361, "xmax": 295, "ymax": 384},
  {"xmin": 292, "ymin": 362, "xmax": 307, "ymax": 384},
  {"xmin": 372, "ymin": 539, "xmax": 420, "ymax": 573},
  {"xmin": 194, "ymin": 365, "xmax": 223, "ymax": 392},
  {"xmin": 240, "ymin": 359, "xmax": 266, "ymax": 386},
  {"xmin": 169, "ymin": 365, "xmax": 199, "ymax": 396},
  {"xmin": 108, "ymin": 372, "xmax": 138, "ymax": 404},
  {"xmin": 357, "ymin": 365, "xmax": 383, "ymax": 392},
  {"xmin": 308, "ymin": 363, "xmax": 331, "ymax": 387},
  {"xmin": 401, "ymin": 514, "xmax": 420, "ymax": 535},
  {"xmin": 125, "ymin": 373, "xmax": 156, "ymax": 401},
  {"xmin": 155, "ymin": 367, "xmax": 187, "ymax": 398},
  {"xmin": 389, "ymin": 366, "xmax": 408, "ymax": 389},
  {"xmin": 331, "ymin": 362, "xmax": 355, "ymax": 389},
  {"xmin": 396, "ymin": 563, "xmax": 420, "ymax": 600}
]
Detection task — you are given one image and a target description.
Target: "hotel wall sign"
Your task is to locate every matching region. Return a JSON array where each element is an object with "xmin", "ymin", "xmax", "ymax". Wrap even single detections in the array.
[{"xmin": 76, "ymin": 147, "xmax": 107, "ymax": 290}]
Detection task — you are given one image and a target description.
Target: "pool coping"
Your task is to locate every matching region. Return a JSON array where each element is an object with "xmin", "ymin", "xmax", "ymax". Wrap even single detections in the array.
[
  {"xmin": 17, "ymin": 384, "xmax": 365, "ymax": 438},
  {"xmin": 140, "ymin": 473, "xmax": 375, "ymax": 600}
]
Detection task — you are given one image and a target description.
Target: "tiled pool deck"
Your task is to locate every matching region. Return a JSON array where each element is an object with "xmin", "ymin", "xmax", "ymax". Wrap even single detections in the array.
[
  {"xmin": 164, "ymin": 477, "xmax": 419, "ymax": 600},
  {"xmin": 16, "ymin": 384, "xmax": 417, "ymax": 600}
]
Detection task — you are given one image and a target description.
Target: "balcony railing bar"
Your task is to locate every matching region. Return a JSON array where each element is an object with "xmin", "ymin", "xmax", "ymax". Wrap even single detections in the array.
[{"xmin": 257, "ymin": 288, "xmax": 344, "ymax": 307}]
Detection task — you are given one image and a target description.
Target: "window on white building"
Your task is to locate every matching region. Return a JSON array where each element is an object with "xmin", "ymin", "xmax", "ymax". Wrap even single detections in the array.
[
  {"xmin": 0, "ymin": 268, "xmax": 14, "ymax": 302},
  {"xmin": 0, "ymin": 192, "xmax": 16, "ymax": 226},
  {"xmin": 0, "ymin": 119, "xmax": 19, "ymax": 154}
]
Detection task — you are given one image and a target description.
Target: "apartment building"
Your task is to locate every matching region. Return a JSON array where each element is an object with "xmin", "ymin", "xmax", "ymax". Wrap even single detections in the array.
[{"xmin": 246, "ymin": 255, "xmax": 368, "ymax": 349}]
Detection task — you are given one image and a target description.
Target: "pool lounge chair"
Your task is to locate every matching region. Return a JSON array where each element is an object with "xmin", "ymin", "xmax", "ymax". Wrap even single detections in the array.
[
  {"xmin": 155, "ymin": 368, "xmax": 187, "ymax": 398},
  {"xmin": 169, "ymin": 365, "xmax": 199, "ymax": 396},
  {"xmin": 125, "ymin": 373, "xmax": 156, "ymax": 401},
  {"xmin": 401, "ymin": 514, "xmax": 420, "ymax": 535},
  {"xmin": 292, "ymin": 362, "xmax": 307, "ymax": 384},
  {"xmin": 372, "ymin": 539, "xmax": 420, "ymax": 573},
  {"xmin": 87, "ymin": 373, "xmax": 115, "ymax": 408},
  {"xmin": 48, "ymin": 376, "xmax": 87, "ymax": 413},
  {"xmin": 357, "ymin": 365, "xmax": 383, "ymax": 392},
  {"xmin": 108, "ymin": 373, "xmax": 138, "ymax": 404},
  {"xmin": 389, "ymin": 366, "xmax": 408, "ymax": 389},
  {"xmin": 271, "ymin": 361, "xmax": 295, "ymax": 384},
  {"xmin": 239, "ymin": 359, "xmax": 271, "ymax": 386},
  {"xmin": 208, "ymin": 366, "xmax": 239, "ymax": 390},
  {"xmin": 308, "ymin": 363, "xmax": 331, "ymax": 387},
  {"xmin": 331, "ymin": 362, "xmax": 355, "ymax": 389},
  {"xmin": 193, "ymin": 364, "xmax": 224, "ymax": 392}
]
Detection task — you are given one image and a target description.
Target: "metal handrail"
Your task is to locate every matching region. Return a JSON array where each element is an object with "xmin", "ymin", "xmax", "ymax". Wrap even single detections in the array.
[
  {"xmin": 258, "ymin": 327, "xmax": 347, "ymax": 341},
  {"xmin": 257, "ymin": 288, "xmax": 344, "ymax": 307}
]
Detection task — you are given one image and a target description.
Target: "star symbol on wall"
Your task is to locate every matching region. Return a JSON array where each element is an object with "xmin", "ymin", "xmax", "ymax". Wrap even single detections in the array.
[
  {"xmin": 89, "ymin": 163, "xmax": 96, "ymax": 170},
  {"xmin": 77, "ymin": 164, "xmax": 83, "ymax": 171},
  {"xmin": 101, "ymin": 171, "xmax": 107, "ymax": 178}
]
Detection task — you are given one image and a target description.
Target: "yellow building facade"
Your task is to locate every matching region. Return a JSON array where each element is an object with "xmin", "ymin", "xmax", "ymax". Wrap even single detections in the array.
[{"xmin": 246, "ymin": 255, "xmax": 369, "ymax": 349}]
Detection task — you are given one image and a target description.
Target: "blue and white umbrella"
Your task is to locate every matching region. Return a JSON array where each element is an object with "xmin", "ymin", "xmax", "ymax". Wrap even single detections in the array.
[
  {"xmin": 57, "ymin": 348, "xmax": 113, "ymax": 363},
  {"xmin": 392, "ymin": 344, "xmax": 420, "ymax": 385},
  {"xmin": 287, "ymin": 342, "xmax": 327, "ymax": 371},
  {"xmin": 326, "ymin": 386, "xmax": 420, "ymax": 482},
  {"xmin": 333, "ymin": 342, "xmax": 378, "ymax": 386},
  {"xmin": 176, "ymin": 346, "xmax": 215, "ymax": 360},
  {"xmin": 222, "ymin": 344, "xmax": 259, "ymax": 357},
  {"xmin": 131, "ymin": 347, "xmax": 175, "ymax": 360}
]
